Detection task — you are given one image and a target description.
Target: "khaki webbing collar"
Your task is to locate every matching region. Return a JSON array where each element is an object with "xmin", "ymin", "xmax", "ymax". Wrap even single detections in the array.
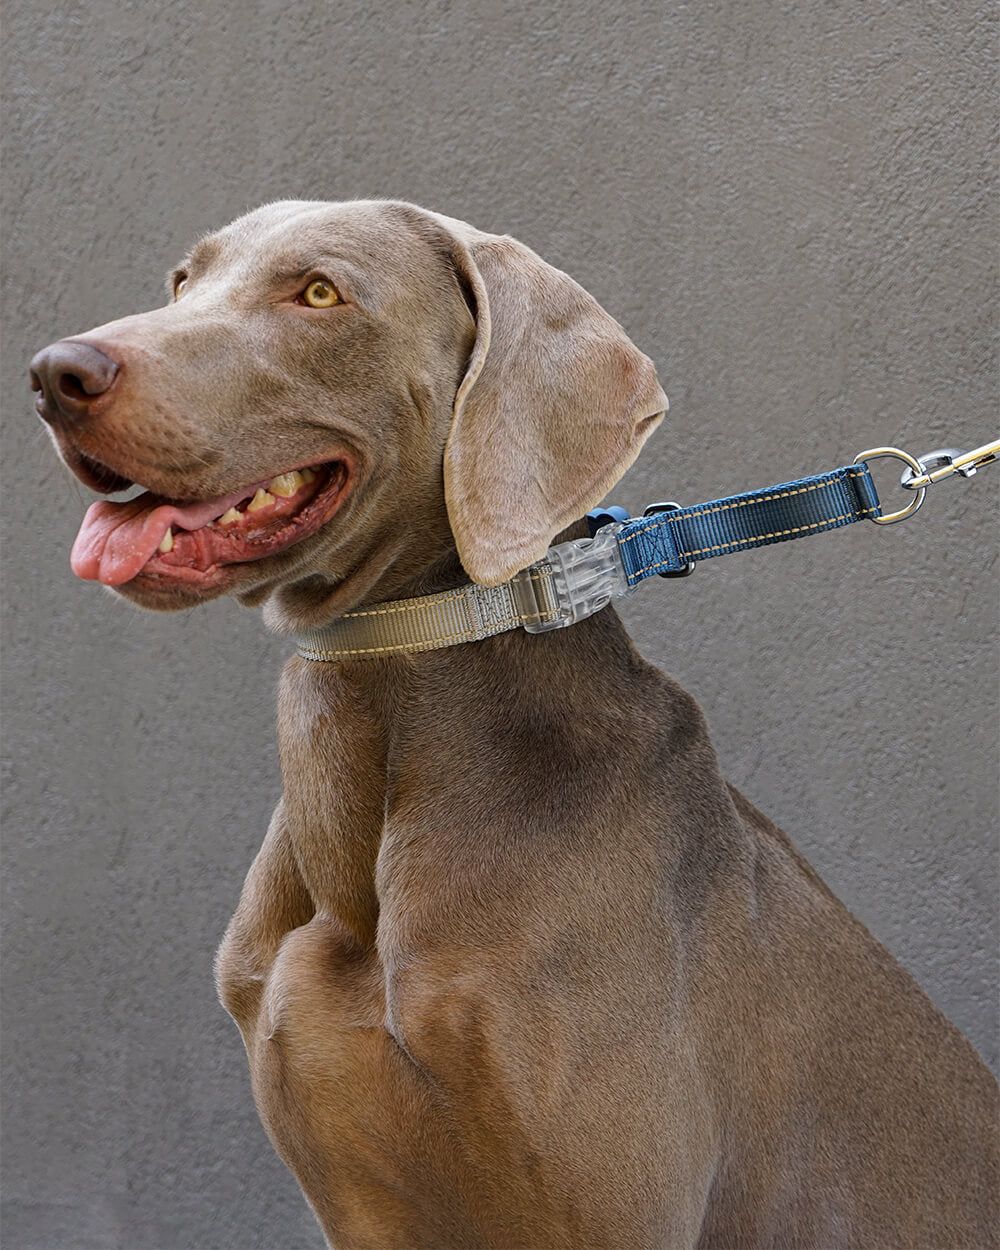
[{"xmin": 295, "ymin": 564, "xmax": 560, "ymax": 661}]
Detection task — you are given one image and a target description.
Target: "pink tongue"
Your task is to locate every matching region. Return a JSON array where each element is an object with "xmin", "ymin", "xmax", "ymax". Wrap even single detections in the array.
[{"xmin": 71, "ymin": 483, "xmax": 264, "ymax": 585}]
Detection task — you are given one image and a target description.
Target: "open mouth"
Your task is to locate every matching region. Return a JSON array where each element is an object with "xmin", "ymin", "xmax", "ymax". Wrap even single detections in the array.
[{"xmin": 71, "ymin": 461, "xmax": 349, "ymax": 586}]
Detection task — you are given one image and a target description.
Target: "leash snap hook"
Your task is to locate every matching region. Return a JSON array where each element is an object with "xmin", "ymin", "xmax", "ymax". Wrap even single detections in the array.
[
  {"xmin": 898, "ymin": 440, "xmax": 1000, "ymax": 491},
  {"xmin": 642, "ymin": 502, "xmax": 696, "ymax": 576}
]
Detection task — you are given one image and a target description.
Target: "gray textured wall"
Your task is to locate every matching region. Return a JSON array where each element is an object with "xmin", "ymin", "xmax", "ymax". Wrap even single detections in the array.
[{"xmin": 3, "ymin": 2, "xmax": 997, "ymax": 1248}]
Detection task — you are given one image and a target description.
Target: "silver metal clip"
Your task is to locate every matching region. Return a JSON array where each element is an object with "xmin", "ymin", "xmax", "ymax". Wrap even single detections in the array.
[
  {"xmin": 856, "ymin": 438, "xmax": 998, "ymax": 525},
  {"xmin": 899, "ymin": 441, "xmax": 1000, "ymax": 491},
  {"xmin": 513, "ymin": 523, "xmax": 633, "ymax": 633}
]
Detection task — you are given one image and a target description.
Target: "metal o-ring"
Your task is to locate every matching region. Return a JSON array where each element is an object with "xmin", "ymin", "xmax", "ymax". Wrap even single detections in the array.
[{"xmin": 854, "ymin": 447, "xmax": 927, "ymax": 525}]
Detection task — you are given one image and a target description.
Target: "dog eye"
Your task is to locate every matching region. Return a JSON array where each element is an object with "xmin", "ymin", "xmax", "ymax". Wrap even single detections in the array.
[
  {"xmin": 300, "ymin": 279, "xmax": 341, "ymax": 309},
  {"xmin": 174, "ymin": 276, "xmax": 188, "ymax": 299}
]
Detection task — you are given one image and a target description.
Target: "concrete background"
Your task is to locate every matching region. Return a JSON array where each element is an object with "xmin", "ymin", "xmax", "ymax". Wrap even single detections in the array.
[{"xmin": 2, "ymin": 2, "xmax": 997, "ymax": 1247}]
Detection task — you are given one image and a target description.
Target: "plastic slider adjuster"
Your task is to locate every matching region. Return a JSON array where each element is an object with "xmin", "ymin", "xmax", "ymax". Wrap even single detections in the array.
[{"xmin": 512, "ymin": 523, "xmax": 633, "ymax": 633}]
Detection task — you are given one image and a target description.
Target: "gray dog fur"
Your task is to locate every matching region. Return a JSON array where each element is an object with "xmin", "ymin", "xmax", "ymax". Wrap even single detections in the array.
[{"xmin": 32, "ymin": 201, "xmax": 999, "ymax": 1249}]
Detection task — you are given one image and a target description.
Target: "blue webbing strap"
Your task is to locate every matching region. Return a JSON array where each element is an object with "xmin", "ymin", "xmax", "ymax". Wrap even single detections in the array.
[{"xmin": 614, "ymin": 463, "xmax": 882, "ymax": 584}]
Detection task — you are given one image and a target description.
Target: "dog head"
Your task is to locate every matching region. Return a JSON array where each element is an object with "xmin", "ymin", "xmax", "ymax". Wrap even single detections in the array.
[{"xmin": 32, "ymin": 201, "xmax": 666, "ymax": 630}]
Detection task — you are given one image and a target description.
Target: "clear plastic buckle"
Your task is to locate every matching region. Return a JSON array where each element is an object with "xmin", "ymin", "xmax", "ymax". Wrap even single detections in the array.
[{"xmin": 512, "ymin": 523, "xmax": 632, "ymax": 633}]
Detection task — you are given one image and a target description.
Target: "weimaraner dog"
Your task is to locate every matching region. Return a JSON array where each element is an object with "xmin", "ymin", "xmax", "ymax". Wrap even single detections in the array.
[{"xmin": 32, "ymin": 200, "xmax": 998, "ymax": 1250}]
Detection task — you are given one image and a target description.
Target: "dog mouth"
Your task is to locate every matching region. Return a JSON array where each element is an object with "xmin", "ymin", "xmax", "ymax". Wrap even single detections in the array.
[{"xmin": 70, "ymin": 461, "xmax": 350, "ymax": 586}]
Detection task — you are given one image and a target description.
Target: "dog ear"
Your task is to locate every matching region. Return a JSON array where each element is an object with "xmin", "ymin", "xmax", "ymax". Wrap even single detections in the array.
[{"xmin": 441, "ymin": 224, "xmax": 667, "ymax": 586}]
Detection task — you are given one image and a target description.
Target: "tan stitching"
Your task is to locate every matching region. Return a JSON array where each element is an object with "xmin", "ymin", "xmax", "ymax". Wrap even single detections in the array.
[
  {"xmin": 341, "ymin": 569, "xmax": 553, "ymax": 620},
  {"xmin": 299, "ymin": 613, "xmax": 527, "ymax": 658},
  {"xmin": 299, "ymin": 566, "xmax": 558, "ymax": 659},
  {"xmin": 342, "ymin": 587, "xmax": 471, "ymax": 619},
  {"xmin": 631, "ymin": 505, "xmax": 878, "ymax": 576},
  {"xmin": 619, "ymin": 470, "xmax": 870, "ymax": 548}
]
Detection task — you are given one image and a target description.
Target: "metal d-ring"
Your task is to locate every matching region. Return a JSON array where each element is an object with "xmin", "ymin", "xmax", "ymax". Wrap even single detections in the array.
[
  {"xmin": 642, "ymin": 501, "xmax": 697, "ymax": 576},
  {"xmin": 853, "ymin": 447, "xmax": 927, "ymax": 524}
]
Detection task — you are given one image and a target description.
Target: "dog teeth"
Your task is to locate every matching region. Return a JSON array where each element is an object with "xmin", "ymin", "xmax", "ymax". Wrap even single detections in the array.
[
  {"xmin": 158, "ymin": 528, "xmax": 174, "ymax": 553},
  {"xmin": 268, "ymin": 471, "xmax": 303, "ymax": 498},
  {"xmin": 247, "ymin": 488, "xmax": 275, "ymax": 512},
  {"xmin": 214, "ymin": 470, "xmax": 317, "ymax": 527}
]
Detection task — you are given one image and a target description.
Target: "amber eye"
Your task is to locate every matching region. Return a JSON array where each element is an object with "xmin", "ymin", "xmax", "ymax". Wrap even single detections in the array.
[
  {"xmin": 174, "ymin": 276, "xmax": 188, "ymax": 299},
  {"xmin": 301, "ymin": 279, "xmax": 341, "ymax": 308}
]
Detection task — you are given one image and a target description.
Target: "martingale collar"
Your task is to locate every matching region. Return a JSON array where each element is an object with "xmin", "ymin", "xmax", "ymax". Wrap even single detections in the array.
[{"xmin": 295, "ymin": 462, "xmax": 882, "ymax": 662}]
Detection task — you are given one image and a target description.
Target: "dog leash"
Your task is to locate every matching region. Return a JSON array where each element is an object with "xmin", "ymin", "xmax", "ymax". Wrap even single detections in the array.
[{"xmin": 295, "ymin": 440, "xmax": 999, "ymax": 661}]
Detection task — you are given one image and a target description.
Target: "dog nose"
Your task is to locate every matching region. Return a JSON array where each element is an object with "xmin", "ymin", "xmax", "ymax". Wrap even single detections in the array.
[{"xmin": 30, "ymin": 340, "xmax": 120, "ymax": 427}]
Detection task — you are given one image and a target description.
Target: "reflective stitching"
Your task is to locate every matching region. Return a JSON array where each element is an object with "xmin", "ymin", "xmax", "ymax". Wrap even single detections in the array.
[
  {"xmin": 618, "ymin": 470, "xmax": 869, "ymax": 548},
  {"xmin": 340, "ymin": 569, "xmax": 553, "ymax": 620},
  {"xmin": 298, "ymin": 613, "xmax": 527, "ymax": 658},
  {"xmin": 341, "ymin": 587, "xmax": 471, "ymax": 619},
  {"xmin": 297, "ymin": 569, "xmax": 559, "ymax": 658},
  {"xmin": 631, "ymin": 505, "xmax": 878, "ymax": 576}
]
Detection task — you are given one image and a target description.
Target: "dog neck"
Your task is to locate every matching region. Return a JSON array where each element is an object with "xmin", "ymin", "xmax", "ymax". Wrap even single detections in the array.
[{"xmin": 274, "ymin": 593, "xmax": 649, "ymax": 950}]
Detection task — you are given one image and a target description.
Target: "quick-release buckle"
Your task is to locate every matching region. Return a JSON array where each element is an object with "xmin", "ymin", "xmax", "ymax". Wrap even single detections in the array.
[{"xmin": 512, "ymin": 523, "xmax": 633, "ymax": 633}]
